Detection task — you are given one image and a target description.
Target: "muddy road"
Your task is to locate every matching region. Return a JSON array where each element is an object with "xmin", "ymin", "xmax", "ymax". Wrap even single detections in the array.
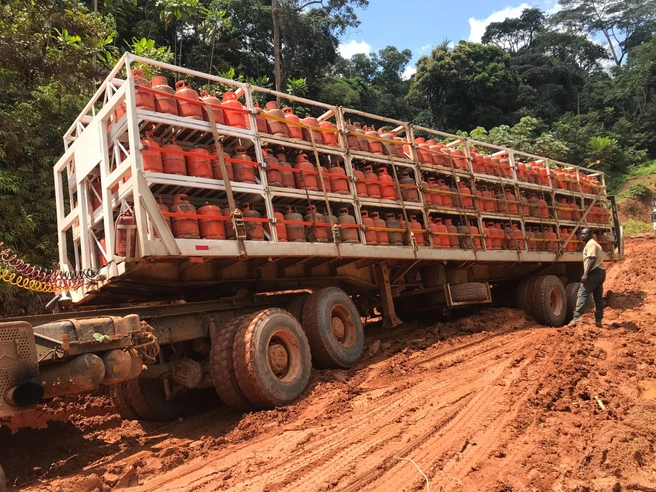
[{"xmin": 2, "ymin": 236, "xmax": 655, "ymax": 491}]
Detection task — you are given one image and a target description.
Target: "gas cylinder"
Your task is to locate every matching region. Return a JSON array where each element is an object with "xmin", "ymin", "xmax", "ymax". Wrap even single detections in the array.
[
  {"xmin": 428, "ymin": 219, "xmax": 439, "ymax": 248},
  {"xmin": 200, "ymin": 91, "xmax": 225, "ymax": 126},
  {"xmin": 140, "ymin": 131, "xmax": 163, "ymax": 173},
  {"xmin": 422, "ymin": 178, "xmax": 432, "ymax": 205},
  {"xmin": 480, "ymin": 186, "xmax": 496, "ymax": 212},
  {"xmin": 361, "ymin": 210, "xmax": 377, "ymax": 245},
  {"xmin": 505, "ymin": 189, "xmax": 518, "ymax": 214},
  {"xmin": 434, "ymin": 144, "xmax": 451, "ymax": 168},
  {"xmin": 569, "ymin": 171, "xmax": 581, "ymax": 193},
  {"xmin": 528, "ymin": 194, "xmax": 540, "ymax": 217},
  {"xmin": 345, "ymin": 120, "xmax": 360, "ymax": 150},
  {"xmin": 444, "ymin": 219, "xmax": 459, "ymax": 248},
  {"xmin": 157, "ymin": 196, "xmax": 172, "ymax": 236},
  {"xmin": 232, "ymin": 146, "xmax": 256, "ymax": 183},
  {"xmin": 533, "ymin": 227, "xmax": 544, "ymax": 251},
  {"xmin": 567, "ymin": 228, "xmax": 577, "ymax": 252},
  {"xmin": 294, "ymin": 154, "xmax": 318, "ymax": 191},
  {"xmin": 385, "ymin": 213, "xmax": 403, "ymax": 245},
  {"xmin": 318, "ymin": 162, "xmax": 332, "ymax": 193},
  {"xmin": 130, "ymin": 69, "xmax": 155, "ymax": 111},
  {"xmin": 170, "ymin": 194, "xmax": 200, "ymax": 239},
  {"xmin": 470, "ymin": 222, "xmax": 482, "ymax": 249},
  {"xmin": 544, "ymin": 226, "xmax": 557, "ymax": 251},
  {"xmin": 451, "ymin": 148, "xmax": 468, "ymax": 170},
  {"xmin": 283, "ymin": 205, "xmax": 305, "ymax": 242},
  {"xmin": 263, "ymin": 101, "xmax": 289, "ymax": 137},
  {"xmin": 438, "ymin": 179, "xmax": 452, "ymax": 207},
  {"xmin": 519, "ymin": 193, "xmax": 530, "ymax": 216},
  {"xmin": 472, "ymin": 153, "xmax": 486, "ymax": 174},
  {"xmin": 321, "ymin": 207, "xmax": 337, "ymax": 241},
  {"xmin": 427, "ymin": 177, "xmax": 442, "ymax": 206},
  {"xmin": 240, "ymin": 203, "xmax": 264, "ymax": 241},
  {"xmin": 449, "ymin": 183, "xmax": 461, "ymax": 208},
  {"xmin": 537, "ymin": 165, "xmax": 549, "ymax": 186},
  {"xmin": 526, "ymin": 228, "xmax": 536, "ymax": 251},
  {"xmin": 554, "ymin": 169, "xmax": 567, "ymax": 190},
  {"xmin": 393, "ymin": 134, "xmax": 406, "ymax": 159},
  {"xmin": 538, "ymin": 196, "xmax": 549, "ymax": 218},
  {"xmin": 305, "ymin": 205, "xmax": 328, "ymax": 243},
  {"xmin": 485, "ymin": 157, "xmax": 499, "ymax": 176},
  {"xmin": 486, "ymin": 222, "xmax": 499, "ymax": 250},
  {"xmin": 365, "ymin": 126, "xmax": 383, "ymax": 154},
  {"xmin": 378, "ymin": 127, "xmax": 394, "ymax": 155},
  {"xmin": 252, "ymin": 102, "xmax": 268, "ymax": 133},
  {"xmin": 511, "ymin": 223, "xmax": 525, "ymax": 250},
  {"xmin": 558, "ymin": 198, "xmax": 572, "ymax": 220},
  {"xmin": 161, "ymin": 137, "xmax": 187, "ymax": 175},
  {"xmin": 353, "ymin": 168, "xmax": 368, "ymax": 197},
  {"xmin": 458, "ymin": 181, "xmax": 474, "ymax": 209},
  {"xmin": 516, "ymin": 162, "xmax": 527, "ymax": 182},
  {"xmin": 496, "ymin": 189, "xmax": 508, "ymax": 214},
  {"xmin": 222, "ymin": 92, "xmax": 247, "ymax": 129},
  {"xmin": 371, "ymin": 212, "xmax": 388, "ymax": 245},
  {"xmin": 301, "ymin": 115, "xmax": 323, "ymax": 143},
  {"xmin": 282, "ymin": 107, "xmax": 303, "ymax": 140},
  {"xmin": 276, "ymin": 153, "xmax": 296, "ymax": 189},
  {"xmin": 186, "ymin": 147, "xmax": 213, "ymax": 179},
  {"xmin": 319, "ymin": 120, "xmax": 339, "ymax": 146},
  {"xmin": 362, "ymin": 165, "xmax": 381, "ymax": 198},
  {"xmin": 376, "ymin": 167, "xmax": 396, "ymax": 199},
  {"xmin": 570, "ymin": 200, "xmax": 581, "ymax": 221},
  {"xmin": 409, "ymin": 215, "xmax": 425, "ymax": 246},
  {"xmin": 416, "ymin": 138, "xmax": 432, "ymax": 164},
  {"xmin": 273, "ymin": 210, "xmax": 287, "ymax": 242},
  {"xmin": 210, "ymin": 144, "xmax": 234, "ymax": 182},
  {"xmin": 496, "ymin": 223, "xmax": 508, "ymax": 249},
  {"xmin": 400, "ymin": 172, "xmax": 419, "ymax": 202},
  {"xmin": 262, "ymin": 149, "xmax": 283, "ymax": 187},
  {"xmin": 222, "ymin": 206, "xmax": 235, "ymax": 240},
  {"xmin": 482, "ymin": 222, "xmax": 491, "ymax": 250},
  {"xmin": 456, "ymin": 224, "xmax": 471, "ymax": 249},
  {"xmin": 115, "ymin": 211, "xmax": 137, "ymax": 257},
  {"xmin": 175, "ymin": 81, "xmax": 203, "ymax": 120},
  {"xmin": 328, "ymin": 160, "xmax": 349, "ymax": 194},
  {"xmin": 198, "ymin": 204, "xmax": 226, "ymax": 239},
  {"xmin": 396, "ymin": 214, "xmax": 408, "ymax": 245},
  {"xmin": 353, "ymin": 122, "xmax": 369, "ymax": 151},
  {"xmin": 526, "ymin": 163, "xmax": 539, "ymax": 184},
  {"xmin": 499, "ymin": 158, "xmax": 512, "ymax": 178},
  {"xmin": 151, "ymin": 76, "xmax": 178, "ymax": 115},
  {"xmin": 503, "ymin": 223, "xmax": 514, "ymax": 249},
  {"xmin": 433, "ymin": 218, "xmax": 450, "ymax": 248},
  {"xmin": 337, "ymin": 208, "xmax": 359, "ymax": 243}
]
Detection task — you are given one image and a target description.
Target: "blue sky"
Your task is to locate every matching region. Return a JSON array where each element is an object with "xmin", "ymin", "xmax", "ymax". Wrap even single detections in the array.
[{"xmin": 338, "ymin": 0, "xmax": 561, "ymax": 78}]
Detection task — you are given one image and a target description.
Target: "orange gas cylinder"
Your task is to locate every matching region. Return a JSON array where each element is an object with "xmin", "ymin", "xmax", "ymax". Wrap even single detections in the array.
[
  {"xmin": 458, "ymin": 181, "xmax": 474, "ymax": 209},
  {"xmin": 538, "ymin": 196, "xmax": 549, "ymax": 218},
  {"xmin": 318, "ymin": 163, "xmax": 332, "ymax": 193},
  {"xmin": 353, "ymin": 168, "xmax": 368, "ymax": 197},
  {"xmin": 545, "ymin": 226, "xmax": 557, "ymax": 251},
  {"xmin": 528, "ymin": 194, "xmax": 540, "ymax": 217},
  {"xmin": 210, "ymin": 144, "xmax": 234, "ymax": 182},
  {"xmin": 472, "ymin": 152, "xmax": 486, "ymax": 174},
  {"xmin": 553, "ymin": 169, "xmax": 566, "ymax": 190},
  {"xmin": 537, "ymin": 165, "xmax": 549, "ymax": 186},
  {"xmin": 393, "ymin": 134, "xmax": 406, "ymax": 159},
  {"xmin": 198, "ymin": 204, "xmax": 226, "ymax": 239},
  {"xmin": 400, "ymin": 172, "xmax": 419, "ymax": 202},
  {"xmin": 130, "ymin": 70, "xmax": 155, "ymax": 111},
  {"xmin": 481, "ymin": 155, "xmax": 493, "ymax": 175},
  {"xmin": 282, "ymin": 107, "xmax": 303, "ymax": 140},
  {"xmin": 499, "ymin": 158, "xmax": 512, "ymax": 178},
  {"xmin": 115, "ymin": 211, "xmax": 137, "ymax": 257},
  {"xmin": 519, "ymin": 193, "xmax": 530, "ymax": 216},
  {"xmin": 222, "ymin": 206, "xmax": 235, "ymax": 240},
  {"xmin": 161, "ymin": 137, "xmax": 187, "ymax": 175},
  {"xmin": 376, "ymin": 167, "xmax": 396, "ymax": 199},
  {"xmin": 409, "ymin": 215, "xmax": 425, "ymax": 246},
  {"xmin": 482, "ymin": 222, "xmax": 491, "ymax": 250},
  {"xmin": 449, "ymin": 183, "xmax": 462, "ymax": 208},
  {"xmin": 570, "ymin": 200, "xmax": 581, "ymax": 221},
  {"xmin": 305, "ymin": 205, "xmax": 328, "ymax": 243},
  {"xmin": 151, "ymin": 76, "xmax": 178, "ymax": 115},
  {"xmin": 496, "ymin": 189, "xmax": 508, "ymax": 214},
  {"xmin": 416, "ymin": 138, "xmax": 432, "ymax": 164},
  {"xmin": 186, "ymin": 147, "xmax": 213, "ymax": 179},
  {"xmin": 428, "ymin": 220, "xmax": 439, "ymax": 248},
  {"xmin": 526, "ymin": 163, "xmax": 539, "ymax": 184},
  {"xmin": 433, "ymin": 218, "xmax": 450, "ymax": 248},
  {"xmin": 276, "ymin": 153, "xmax": 296, "ymax": 189},
  {"xmin": 321, "ymin": 208, "xmax": 337, "ymax": 240},
  {"xmin": 350, "ymin": 122, "xmax": 367, "ymax": 151},
  {"xmin": 558, "ymin": 198, "xmax": 572, "ymax": 220},
  {"xmin": 97, "ymin": 237, "xmax": 108, "ymax": 267},
  {"xmin": 567, "ymin": 228, "xmax": 577, "ymax": 252},
  {"xmin": 489, "ymin": 157, "xmax": 502, "ymax": 177},
  {"xmin": 533, "ymin": 227, "xmax": 544, "ymax": 251},
  {"xmin": 365, "ymin": 126, "xmax": 383, "ymax": 154},
  {"xmin": 222, "ymin": 92, "xmax": 247, "ymax": 128},
  {"xmin": 201, "ymin": 91, "xmax": 225, "ymax": 126},
  {"xmin": 560, "ymin": 227, "xmax": 569, "ymax": 251},
  {"xmin": 337, "ymin": 207, "xmax": 359, "ymax": 243},
  {"xmin": 421, "ymin": 179, "xmax": 432, "ymax": 205},
  {"xmin": 263, "ymin": 101, "xmax": 289, "ymax": 137},
  {"xmin": 273, "ymin": 210, "xmax": 287, "ymax": 242},
  {"xmin": 170, "ymin": 194, "xmax": 200, "ymax": 239},
  {"xmin": 345, "ymin": 120, "xmax": 360, "ymax": 150},
  {"xmin": 437, "ymin": 179, "xmax": 452, "ymax": 207},
  {"xmin": 427, "ymin": 177, "xmax": 442, "ymax": 205},
  {"xmin": 511, "ymin": 223, "xmax": 525, "ymax": 249},
  {"xmin": 505, "ymin": 188, "xmax": 518, "ymax": 214},
  {"xmin": 451, "ymin": 148, "xmax": 468, "ymax": 170},
  {"xmin": 361, "ymin": 210, "xmax": 377, "ymax": 245},
  {"xmin": 233, "ymin": 146, "xmax": 256, "ymax": 183},
  {"xmin": 319, "ymin": 120, "xmax": 339, "ymax": 146},
  {"xmin": 434, "ymin": 144, "xmax": 451, "ymax": 168},
  {"xmin": 362, "ymin": 165, "xmax": 381, "ymax": 198},
  {"xmin": 240, "ymin": 203, "xmax": 264, "ymax": 241},
  {"xmin": 486, "ymin": 222, "xmax": 500, "ymax": 250},
  {"xmin": 301, "ymin": 115, "xmax": 323, "ymax": 143},
  {"xmin": 457, "ymin": 224, "xmax": 472, "ymax": 249},
  {"xmin": 140, "ymin": 131, "xmax": 163, "ymax": 173},
  {"xmin": 569, "ymin": 171, "xmax": 581, "ymax": 192},
  {"xmin": 252, "ymin": 102, "xmax": 268, "ymax": 133},
  {"xmin": 495, "ymin": 223, "xmax": 507, "ymax": 249},
  {"xmin": 294, "ymin": 154, "xmax": 318, "ymax": 191},
  {"xmin": 444, "ymin": 218, "xmax": 459, "ymax": 248},
  {"xmin": 480, "ymin": 186, "xmax": 496, "ymax": 212},
  {"xmin": 371, "ymin": 212, "xmax": 388, "ymax": 245},
  {"xmin": 516, "ymin": 162, "xmax": 527, "ymax": 182},
  {"xmin": 378, "ymin": 127, "xmax": 394, "ymax": 155},
  {"xmin": 328, "ymin": 160, "xmax": 349, "ymax": 194},
  {"xmin": 470, "ymin": 222, "xmax": 482, "ymax": 250},
  {"xmin": 283, "ymin": 205, "xmax": 305, "ymax": 242},
  {"xmin": 385, "ymin": 213, "xmax": 403, "ymax": 245},
  {"xmin": 175, "ymin": 81, "xmax": 203, "ymax": 120},
  {"xmin": 526, "ymin": 228, "xmax": 536, "ymax": 250},
  {"xmin": 263, "ymin": 149, "xmax": 283, "ymax": 187}
]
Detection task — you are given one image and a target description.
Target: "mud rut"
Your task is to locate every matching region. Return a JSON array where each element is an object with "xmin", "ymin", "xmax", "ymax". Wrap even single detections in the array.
[{"xmin": 3, "ymin": 236, "xmax": 656, "ymax": 491}]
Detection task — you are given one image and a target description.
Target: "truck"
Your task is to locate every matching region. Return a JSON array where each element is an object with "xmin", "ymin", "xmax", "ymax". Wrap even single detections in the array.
[{"xmin": 0, "ymin": 54, "xmax": 623, "ymax": 490}]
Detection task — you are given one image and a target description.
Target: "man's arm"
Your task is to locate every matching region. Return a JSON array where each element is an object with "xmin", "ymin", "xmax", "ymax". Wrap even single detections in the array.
[{"xmin": 581, "ymin": 256, "xmax": 596, "ymax": 282}]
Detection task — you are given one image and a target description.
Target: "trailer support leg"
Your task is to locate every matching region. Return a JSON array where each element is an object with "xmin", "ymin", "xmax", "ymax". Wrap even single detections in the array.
[{"xmin": 374, "ymin": 263, "xmax": 403, "ymax": 329}]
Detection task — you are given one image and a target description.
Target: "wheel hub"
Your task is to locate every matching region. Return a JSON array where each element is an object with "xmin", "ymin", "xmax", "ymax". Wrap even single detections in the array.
[
  {"xmin": 268, "ymin": 343, "xmax": 289, "ymax": 375},
  {"xmin": 331, "ymin": 317, "xmax": 345, "ymax": 339}
]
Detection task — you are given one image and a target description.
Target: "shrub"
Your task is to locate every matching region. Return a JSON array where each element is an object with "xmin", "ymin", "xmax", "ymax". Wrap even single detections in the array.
[
  {"xmin": 623, "ymin": 219, "xmax": 653, "ymax": 237},
  {"xmin": 619, "ymin": 183, "xmax": 650, "ymax": 199}
]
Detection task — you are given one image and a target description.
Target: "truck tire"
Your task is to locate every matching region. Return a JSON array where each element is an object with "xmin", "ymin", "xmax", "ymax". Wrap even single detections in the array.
[
  {"xmin": 110, "ymin": 381, "xmax": 141, "ymax": 420},
  {"xmin": 0, "ymin": 464, "xmax": 6, "ymax": 492},
  {"xmin": 516, "ymin": 277, "xmax": 537, "ymax": 317},
  {"xmin": 531, "ymin": 275, "xmax": 567, "ymax": 327},
  {"xmin": 450, "ymin": 282, "xmax": 488, "ymax": 302},
  {"xmin": 111, "ymin": 378, "xmax": 198, "ymax": 422},
  {"xmin": 302, "ymin": 287, "xmax": 364, "ymax": 369},
  {"xmin": 210, "ymin": 314, "xmax": 256, "ymax": 411},
  {"xmin": 286, "ymin": 293, "xmax": 310, "ymax": 322},
  {"xmin": 565, "ymin": 282, "xmax": 594, "ymax": 322},
  {"xmin": 232, "ymin": 308, "xmax": 312, "ymax": 409}
]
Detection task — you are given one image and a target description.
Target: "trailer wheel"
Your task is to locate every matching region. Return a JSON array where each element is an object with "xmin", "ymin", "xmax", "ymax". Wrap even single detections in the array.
[
  {"xmin": 232, "ymin": 308, "xmax": 312, "ymax": 409},
  {"xmin": 531, "ymin": 275, "xmax": 567, "ymax": 327},
  {"xmin": 112, "ymin": 378, "xmax": 197, "ymax": 422},
  {"xmin": 450, "ymin": 282, "xmax": 488, "ymax": 302},
  {"xmin": 109, "ymin": 381, "xmax": 141, "ymax": 420},
  {"xmin": 286, "ymin": 293, "xmax": 310, "ymax": 322},
  {"xmin": 516, "ymin": 277, "xmax": 537, "ymax": 317},
  {"xmin": 210, "ymin": 314, "xmax": 256, "ymax": 411},
  {"xmin": 302, "ymin": 287, "xmax": 364, "ymax": 369},
  {"xmin": 0, "ymin": 464, "xmax": 6, "ymax": 492},
  {"xmin": 565, "ymin": 282, "xmax": 594, "ymax": 322}
]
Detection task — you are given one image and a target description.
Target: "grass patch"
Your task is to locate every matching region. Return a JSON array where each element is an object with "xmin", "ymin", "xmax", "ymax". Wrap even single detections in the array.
[
  {"xmin": 623, "ymin": 219, "xmax": 653, "ymax": 237},
  {"xmin": 627, "ymin": 160, "xmax": 656, "ymax": 179},
  {"xmin": 618, "ymin": 182, "xmax": 651, "ymax": 199}
]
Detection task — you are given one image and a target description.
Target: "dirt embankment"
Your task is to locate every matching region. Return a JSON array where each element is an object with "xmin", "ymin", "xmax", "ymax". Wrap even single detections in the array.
[{"xmin": 2, "ymin": 236, "xmax": 655, "ymax": 491}]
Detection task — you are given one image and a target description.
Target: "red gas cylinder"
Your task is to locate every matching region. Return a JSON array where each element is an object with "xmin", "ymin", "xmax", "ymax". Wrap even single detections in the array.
[
  {"xmin": 544, "ymin": 226, "xmax": 557, "ymax": 251},
  {"xmin": 200, "ymin": 91, "xmax": 225, "ymax": 126},
  {"xmin": 516, "ymin": 162, "xmax": 527, "ymax": 182},
  {"xmin": 393, "ymin": 134, "xmax": 406, "ymax": 159},
  {"xmin": 222, "ymin": 92, "xmax": 247, "ymax": 129},
  {"xmin": 157, "ymin": 196, "xmax": 172, "ymax": 236},
  {"xmin": 240, "ymin": 203, "xmax": 264, "ymax": 241},
  {"xmin": 115, "ymin": 211, "xmax": 137, "ymax": 257},
  {"xmin": 130, "ymin": 69, "xmax": 155, "ymax": 111},
  {"xmin": 262, "ymin": 149, "xmax": 282, "ymax": 187},
  {"xmin": 435, "ymin": 144, "xmax": 452, "ymax": 168},
  {"xmin": 210, "ymin": 144, "xmax": 234, "ymax": 182},
  {"xmin": 328, "ymin": 160, "xmax": 349, "ymax": 194},
  {"xmin": 385, "ymin": 213, "xmax": 404, "ymax": 245},
  {"xmin": 223, "ymin": 206, "xmax": 235, "ymax": 240},
  {"xmin": 486, "ymin": 222, "xmax": 499, "ymax": 250},
  {"xmin": 472, "ymin": 152, "xmax": 486, "ymax": 174},
  {"xmin": 526, "ymin": 228, "xmax": 536, "ymax": 251},
  {"xmin": 321, "ymin": 208, "xmax": 337, "ymax": 241},
  {"xmin": 427, "ymin": 177, "xmax": 442, "ymax": 205},
  {"xmin": 362, "ymin": 165, "xmax": 381, "ymax": 198},
  {"xmin": 567, "ymin": 228, "xmax": 577, "ymax": 252},
  {"xmin": 505, "ymin": 189, "xmax": 518, "ymax": 214},
  {"xmin": 345, "ymin": 120, "xmax": 360, "ymax": 150},
  {"xmin": 365, "ymin": 126, "xmax": 383, "ymax": 154},
  {"xmin": 416, "ymin": 138, "xmax": 432, "ymax": 164},
  {"xmin": 569, "ymin": 171, "xmax": 581, "ymax": 193},
  {"xmin": 511, "ymin": 223, "xmax": 525, "ymax": 250},
  {"xmin": 371, "ymin": 212, "xmax": 388, "ymax": 245},
  {"xmin": 232, "ymin": 146, "xmax": 256, "ymax": 183},
  {"xmin": 353, "ymin": 169, "xmax": 368, "ymax": 197},
  {"xmin": 528, "ymin": 194, "xmax": 540, "ymax": 217},
  {"xmin": 294, "ymin": 154, "xmax": 318, "ymax": 191},
  {"xmin": 301, "ymin": 115, "xmax": 323, "ymax": 143},
  {"xmin": 175, "ymin": 81, "xmax": 203, "ymax": 120},
  {"xmin": 263, "ymin": 101, "xmax": 289, "ymax": 137},
  {"xmin": 482, "ymin": 222, "xmax": 491, "ymax": 250},
  {"xmin": 457, "ymin": 224, "xmax": 472, "ymax": 249},
  {"xmin": 337, "ymin": 207, "xmax": 359, "ymax": 243},
  {"xmin": 499, "ymin": 158, "xmax": 512, "ymax": 178},
  {"xmin": 283, "ymin": 205, "xmax": 305, "ymax": 242},
  {"xmin": 444, "ymin": 219, "xmax": 459, "ymax": 248},
  {"xmin": 170, "ymin": 194, "xmax": 200, "ymax": 239},
  {"xmin": 319, "ymin": 120, "xmax": 339, "ymax": 146},
  {"xmin": 400, "ymin": 172, "xmax": 419, "ymax": 202},
  {"xmin": 409, "ymin": 215, "xmax": 425, "ymax": 246},
  {"xmin": 483, "ymin": 157, "xmax": 496, "ymax": 176},
  {"xmin": 451, "ymin": 148, "xmax": 468, "ymax": 170},
  {"xmin": 470, "ymin": 222, "xmax": 482, "ymax": 250},
  {"xmin": 198, "ymin": 204, "xmax": 226, "ymax": 239},
  {"xmin": 458, "ymin": 181, "xmax": 474, "ymax": 209},
  {"xmin": 305, "ymin": 205, "xmax": 328, "ymax": 243},
  {"xmin": 273, "ymin": 210, "xmax": 288, "ymax": 242},
  {"xmin": 421, "ymin": 179, "xmax": 432, "ymax": 205},
  {"xmin": 538, "ymin": 196, "xmax": 550, "ymax": 218},
  {"xmin": 438, "ymin": 179, "xmax": 452, "ymax": 207},
  {"xmin": 282, "ymin": 107, "xmax": 303, "ymax": 140},
  {"xmin": 275, "ymin": 153, "xmax": 296, "ymax": 189},
  {"xmin": 318, "ymin": 163, "xmax": 332, "ymax": 193},
  {"xmin": 496, "ymin": 189, "xmax": 509, "ymax": 214},
  {"xmin": 433, "ymin": 218, "xmax": 450, "ymax": 248},
  {"xmin": 361, "ymin": 210, "xmax": 377, "ymax": 245},
  {"xmin": 353, "ymin": 122, "xmax": 369, "ymax": 151},
  {"xmin": 252, "ymin": 102, "xmax": 269, "ymax": 133},
  {"xmin": 429, "ymin": 220, "xmax": 439, "ymax": 248},
  {"xmin": 151, "ymin": 76, "xmax": 178, "ymax": 115},
  {"xmin": 378, "ymin": 127, "xmax": 394, "ymax": 155},
  {"xmin": 496, "ymin": 223, "xmax": 507, "ymax": 250},
  {"xmin": 526, "ymin": 163, "xmax": 539, "ymax": 184},
  {"xmin": 161, "ymin": 137, "xmax": 187, "ymax": 175},
  {"xmin": 376, "ymin": 167, "xmax": 396, "ymax": 199},
  {"xmin": 519, "ymin": 193, "xmax": 530, "ymax": 216},
  {"xmin": 140, "ymin": 131, "xmax": 163, "ymax": 173},
  {"xmin": 480, "ymin": 186, "xmax": 496, "ymax": 212},
  {"xmin": 537, "ymin": 165, "xmax": 549, "ymax": 186},
  {"xmin": 533, "ymin": 227, "xmax": 544, "ymax": 251},
  {"xmin": 558, "ymin": 198, "xmax": 572, "ymax": 220},
  {"xmin": 570, "ymin": 200, "xmax": 581, "ymax": 221},
  {"xmin": 186, "ymin": 147, "xmax": 213, "ymax": 179}
]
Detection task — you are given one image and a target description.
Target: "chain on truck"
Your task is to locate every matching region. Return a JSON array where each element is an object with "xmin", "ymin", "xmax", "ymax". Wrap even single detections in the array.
[{"xmin": 0, "ymin": 54, "xmax": 624, "ymax": 490}]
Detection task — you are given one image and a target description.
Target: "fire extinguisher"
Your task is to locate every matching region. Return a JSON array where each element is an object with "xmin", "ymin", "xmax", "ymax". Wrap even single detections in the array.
[{"xmin": 115, "ymin": 210, "xmax": 137, "ymax": 258}]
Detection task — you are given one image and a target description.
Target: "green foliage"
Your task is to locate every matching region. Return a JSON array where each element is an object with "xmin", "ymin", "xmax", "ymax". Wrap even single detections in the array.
[
  {"xmin": 587, "ymin": 136, "xmax": 619, "ymax": 169},
  {"xmin": 623, "ymin": 218, "xmax": 653, "ymax": 236},
  {"xmin": 128, "ymin": 38, "xmax": 175, "ymax": 78},
  {"xmin": 619, "ymin": 182, "xmax": 650, "ymax": 199}
]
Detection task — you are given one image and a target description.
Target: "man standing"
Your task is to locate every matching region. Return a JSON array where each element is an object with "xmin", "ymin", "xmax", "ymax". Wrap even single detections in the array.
[{"xmin": 569, "ymin": 227, "xmax": 606, "ymax": 327}]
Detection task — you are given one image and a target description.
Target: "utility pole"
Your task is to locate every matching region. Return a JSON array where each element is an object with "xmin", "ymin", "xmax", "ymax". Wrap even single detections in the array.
[{"xmin": 272, "ymin": 0, "xmax": 282, "ymax": 93}]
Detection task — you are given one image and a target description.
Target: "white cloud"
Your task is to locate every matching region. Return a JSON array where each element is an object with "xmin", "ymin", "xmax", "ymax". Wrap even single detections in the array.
[
  {"xmin": 402, "ymin": 66, "xmax": 417, "ymax": 80},
  {"xmin": 468, "ymin": 3, "xmax": 530, "ymax": 43},
  {"xmin": 338, "ymin": 40, "xmax": 372, "ymax": 59},
  {"xmin": 420, "ymin": 43, "xmax": 433, "ymax": 53}
]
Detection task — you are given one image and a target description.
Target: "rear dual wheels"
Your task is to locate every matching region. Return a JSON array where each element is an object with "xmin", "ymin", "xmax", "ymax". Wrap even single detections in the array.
[
  {"xmin": 564, "ymin": 282, "xmax": 595, "ymax": 323},
  {"xmin": 516, "ymin": 275, "xmax": 567, "ymax": 327},
  {"xmin": 110, "ymin": 378, "xmax": 200, "ymax": 422}
]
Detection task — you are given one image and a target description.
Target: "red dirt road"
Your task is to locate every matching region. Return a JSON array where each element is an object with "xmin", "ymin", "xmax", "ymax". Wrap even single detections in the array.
[{"xmin": 2, "ymin": 236, "xmax": 655, "ymax": 491}]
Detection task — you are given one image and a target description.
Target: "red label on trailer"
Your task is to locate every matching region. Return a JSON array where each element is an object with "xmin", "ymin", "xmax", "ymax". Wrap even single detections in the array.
[{"xmin": 195, "ymin": 245, "xmax": 210, "ymax": 251}]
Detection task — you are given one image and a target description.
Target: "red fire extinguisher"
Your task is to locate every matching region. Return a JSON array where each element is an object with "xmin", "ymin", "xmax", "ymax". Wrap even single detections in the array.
[{"xmin": 115, "ymin": 210, "xmax": 137, "ymax": 258}]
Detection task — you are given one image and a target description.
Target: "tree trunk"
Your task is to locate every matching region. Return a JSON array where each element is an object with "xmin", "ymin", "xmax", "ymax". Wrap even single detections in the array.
[{"xmin": 272, "ymin": 0, "xmax": 282, "ymax": 93}]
